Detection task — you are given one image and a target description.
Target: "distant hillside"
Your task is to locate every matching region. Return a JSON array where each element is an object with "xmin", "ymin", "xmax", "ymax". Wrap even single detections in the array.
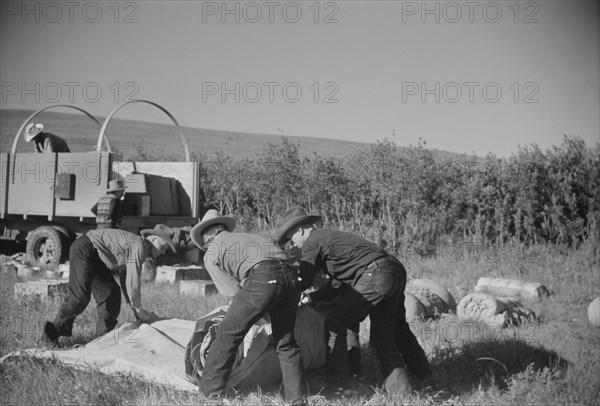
[{"xmin": 1, "ymin": 109, "xmax": 481, "ymax": 162}]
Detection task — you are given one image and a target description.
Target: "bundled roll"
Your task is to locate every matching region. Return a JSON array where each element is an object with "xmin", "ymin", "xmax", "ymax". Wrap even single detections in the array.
[
  {"xmin": 589, "ymin": 297, "xmax": 600, "ymax": 327},
  {"xmin": 457, "ymin": 292, "xmax": 537, "ymax": 327},
  {"xmin": 405, "ymin": 279, "xmax": 457, "ymax": 321},
  {"xmin": 474, "ymin": 277, "xmax": 550, "ymax": 302}
]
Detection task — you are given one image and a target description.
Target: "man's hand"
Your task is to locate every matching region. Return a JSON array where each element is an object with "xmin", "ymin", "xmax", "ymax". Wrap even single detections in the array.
[{"xmin": 299, "ymin": 292, "xmax": 312, "ymax": 305}]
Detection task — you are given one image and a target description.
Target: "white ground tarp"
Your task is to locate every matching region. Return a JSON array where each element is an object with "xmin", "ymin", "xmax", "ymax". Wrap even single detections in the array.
[{"xmin": 0, "ymin": 305, "xmax": 326, "ymax": 392}]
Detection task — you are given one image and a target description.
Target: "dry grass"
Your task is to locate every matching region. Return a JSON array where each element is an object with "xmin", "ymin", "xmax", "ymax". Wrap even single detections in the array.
[{"xmin": 1, "ymin": 243, "xmax": 599, "ymax": 405}]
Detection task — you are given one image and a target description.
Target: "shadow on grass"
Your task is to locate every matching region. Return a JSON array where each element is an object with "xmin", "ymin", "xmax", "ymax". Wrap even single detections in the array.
[{"xmin": 424, "ymin": 338, "xmax": 569, "ymax": 399}]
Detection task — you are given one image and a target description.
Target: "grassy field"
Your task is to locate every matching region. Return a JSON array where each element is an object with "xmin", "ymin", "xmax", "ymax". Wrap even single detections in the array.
[
  {"xmin": 1, "ymin": 242, "xmax": 598, "ymax": 405},
  {"xmin": 1, "ymin": 108, "xmax": 597, "ymax": 404}
]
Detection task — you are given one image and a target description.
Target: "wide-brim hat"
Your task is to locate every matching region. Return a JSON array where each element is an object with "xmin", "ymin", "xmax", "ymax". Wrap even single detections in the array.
[
  {"xmin": 190, "ymin": 209, "xmax": 236, "ymax": 248},
  {"xmin": 140, "ymin": 226, "xmax": 177, "ymax": 254},
  {"xmin": 24, "ymin": 123, "xmax": 44, "ymax": 142},
  {"xmin": 276, "ymin": 207, "xmax": 322, "ymax": 246},
  {"xmin": 107, "ymin": 179, "xmax": 127, "ymax": 192}
]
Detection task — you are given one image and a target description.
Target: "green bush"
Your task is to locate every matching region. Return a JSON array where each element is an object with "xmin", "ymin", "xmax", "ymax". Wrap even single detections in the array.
[{"xmin": 132, "ymin": 135, "xmax": 599, "ymax": 256}]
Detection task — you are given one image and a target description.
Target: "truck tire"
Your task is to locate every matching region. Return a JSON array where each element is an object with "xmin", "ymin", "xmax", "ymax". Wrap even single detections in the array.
[{"xmin": 26, "ymin": 226, "xmax": 65, "ymax": 268}]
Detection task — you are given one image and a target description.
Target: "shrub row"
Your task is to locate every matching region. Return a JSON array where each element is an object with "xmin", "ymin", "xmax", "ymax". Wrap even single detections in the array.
[{"xmin": 129, "ymin": 135, "xmax": 600, "ymax": 254}]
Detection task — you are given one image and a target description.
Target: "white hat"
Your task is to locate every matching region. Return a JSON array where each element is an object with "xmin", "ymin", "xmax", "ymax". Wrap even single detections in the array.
[
  {"xmin": 107, "ymin": 179, "xmax": 127, "ymax": 192},
  {"xmin": 25, "ymin": 123, "xmax": 44, "ymax": 142},
  {"xmin": 140, "ymin": 227, "xmax": 177, "ymax": 254},
  {"xmin": 146, "ymin": 235, "xmax": 170, "ymax": 255}
]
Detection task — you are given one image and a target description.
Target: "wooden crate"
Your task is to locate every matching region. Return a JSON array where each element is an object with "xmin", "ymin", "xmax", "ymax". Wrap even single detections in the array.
[
  {"xmin": 179, "ymin": 280, "xmax": 218, "ymax": 296},
  {"xmin": 155, "ymin": 265, "xmax": 209, "ymax": 283},
  {"xmin": 14, "ymin": 279, "xmax": 69, "ymax": 298}
]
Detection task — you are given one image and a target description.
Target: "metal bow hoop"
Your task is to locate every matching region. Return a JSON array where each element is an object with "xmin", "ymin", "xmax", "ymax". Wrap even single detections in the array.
[
  {"xmin": 12, "ymin": 105, "xmax": 112, "ymax": 154},
  {"xmin": 96, "ymin": 99, "xmax": 191, "ymax": 162}
]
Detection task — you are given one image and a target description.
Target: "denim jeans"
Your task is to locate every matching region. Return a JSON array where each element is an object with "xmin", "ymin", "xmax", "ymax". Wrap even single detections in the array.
[
  {"xmin": 53, "ymin": 235, "xmax": 121, "ymax": 337},
  {"xmin": 324, "ymin": 260, "xmax": 430, "ymax": 382},
  {"xmin": 200, "ymin": 261, "xmax": 307, "ymax": 404}
]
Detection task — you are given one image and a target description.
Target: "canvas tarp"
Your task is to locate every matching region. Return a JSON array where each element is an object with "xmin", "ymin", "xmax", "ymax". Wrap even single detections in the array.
[{"xmin": 0, "ymin": 305, "xmax": 326, "ymax": 392}]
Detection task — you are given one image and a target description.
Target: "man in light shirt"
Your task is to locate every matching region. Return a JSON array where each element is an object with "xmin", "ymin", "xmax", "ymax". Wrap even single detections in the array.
[
  {"xmin": 43, "ymin": 227, "xmax": 176, "ymax": 345},
  {"xmin": 189, "ymin": 209, "xmax": 307, "ymax": 406}
]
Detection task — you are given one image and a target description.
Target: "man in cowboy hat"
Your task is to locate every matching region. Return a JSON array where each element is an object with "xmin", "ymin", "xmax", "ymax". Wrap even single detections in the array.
[
  {"xmin": 24, "ymin": 122, "xmax": 70, "ymax": 153},
  {"xmin": 189, "ymin": 209, "xmax": 308, "ymax": 406},
  {"xmin": 277, "ymin": 207, "xmax": 431, "ymax": 395},
  {"xmin": 91, "ymin": 179, "xmax": 127, "ymax": 229},
  {"xmin": 43, "ymin": 227, "xmax": 176, "ymax": 345}
]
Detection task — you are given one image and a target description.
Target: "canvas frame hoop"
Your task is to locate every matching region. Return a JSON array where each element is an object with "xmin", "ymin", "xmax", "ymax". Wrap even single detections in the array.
[
  {"xmin": 11, "ymin": 105, "xmax": 112, "ymax": 154},
  {"xmin": 96, "ymin": 99, "xmax": 191, "ymax": 162}
]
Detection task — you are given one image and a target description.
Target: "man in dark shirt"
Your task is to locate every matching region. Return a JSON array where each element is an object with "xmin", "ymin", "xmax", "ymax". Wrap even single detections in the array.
[
  {"xmin": 277, "ymin": 207, "xmax": 431, "ymax": 395},
  {"xmin": 190, "ymin": 209, "xmax": 307, "ymax": 406},
  {"xmin": 91, "ymin": 179, "xmax": 126, "ymax": 229},
  {"xmin": 24, "ymin": 122, "xmax": 71, "ymax": 153}
]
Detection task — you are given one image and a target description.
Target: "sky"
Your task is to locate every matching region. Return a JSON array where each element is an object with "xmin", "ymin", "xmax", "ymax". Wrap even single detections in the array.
[{"xmin": 1, "ymin": 0, "xmax": 598, "ymax": 157}]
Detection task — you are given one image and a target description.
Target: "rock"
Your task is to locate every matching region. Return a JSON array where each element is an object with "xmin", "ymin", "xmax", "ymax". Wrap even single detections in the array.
[{"xmin": 588, "ymin": 297, "xmax": 600, "ymax": 327}]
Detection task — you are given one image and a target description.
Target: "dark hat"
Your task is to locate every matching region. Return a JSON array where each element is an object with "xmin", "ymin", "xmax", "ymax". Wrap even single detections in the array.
[
  {"xmin": 276, "ymin": 207, "xmax": 322, "ymax": 246},
  {"xmin": 190, "ymin": 209, "xmax": 236, "ymax": 248},
  {"xmin": 140, "ymin": 225, "xmax": 177, "ymax": 254}
]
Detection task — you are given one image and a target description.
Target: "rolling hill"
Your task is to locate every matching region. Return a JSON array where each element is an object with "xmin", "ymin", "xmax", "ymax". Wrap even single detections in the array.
[{"xmin": 1, "ymin": 109, "xmax": 480, "ymax": 162}]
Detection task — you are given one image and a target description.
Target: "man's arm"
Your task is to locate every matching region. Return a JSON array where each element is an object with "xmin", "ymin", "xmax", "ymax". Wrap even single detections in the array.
[
  {"xmin": 204, "ymin": 260, "xmax": 241, "ymax": 297},
  {"xmin": 125, "ymin": 259, "xmax": 143, "ymax": 309},
  {"xmin": 125, "ymin": 240, "xmax": 145, "ymax": 309},
  {"xmin": 43, "ymin": 137, "xmax": 53, "ymax": 153}
]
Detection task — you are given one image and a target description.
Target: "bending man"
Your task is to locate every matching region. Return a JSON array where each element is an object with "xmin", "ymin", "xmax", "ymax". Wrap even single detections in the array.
[
  {"xmin": 190, "ymin": 209, "xmax": 307, "ymax": 406},
  {"xmin": 24, "ymin": 122, "xmax": 70, "ymax": 153},
  {"xmin": 277, "ymin": 207, "xmax": 431, "ymax": 395},
  {"xmin": 43, "ymin": 227, "xmax": 176, "ymax": 344}
]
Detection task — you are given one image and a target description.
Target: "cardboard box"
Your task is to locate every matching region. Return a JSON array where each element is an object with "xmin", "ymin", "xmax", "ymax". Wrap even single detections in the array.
[
  {"xmin": 14, "ymin": 279, "xmax": 69, "ymax": 298},
  {"xmin": 125, "ymin": 173, "xmax": 149, "ymax": 194},
  {"xmin": 180, "ymin": 280, "xmax": 218, "ymax": 296},
  {"xmin": 155, "ymin": 265, "xmax": 210, "ymax": 283}
]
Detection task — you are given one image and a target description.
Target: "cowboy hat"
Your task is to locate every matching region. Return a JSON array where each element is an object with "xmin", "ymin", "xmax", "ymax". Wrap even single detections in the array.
[
  {"xmin": 190, "ymin": 209, "xmax": 236, "ymax": 248},
  {"xmin": 107, "ymin": 179, "xmax": 127, "ymax": 192},
  {"xmin": 276, "ymin": 207, "xmax": 322, "ymax": 246},
  {"xmin": 24, "ymin": 123, "xmax": 44, "ymax": 142},
  {"xmin": 140, "ymin": 225, "xmax": 177, "ymax": 254}
]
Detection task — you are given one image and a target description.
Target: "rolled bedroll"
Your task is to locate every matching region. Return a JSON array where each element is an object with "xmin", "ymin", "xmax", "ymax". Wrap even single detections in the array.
[
  {"xmin": 405, "ymin": 279, "xmax": 457, "ymax": 321},
  {"xmin": 589, "ymin": 296, "xmax": 600, "ymax": 327},
  {"xmin": 457, "ymin": 292, "xmax": 537, "ymax": 327},
  {"xmin": 474, "ymin": 277, "xmax": 550, "ymax": 302}
]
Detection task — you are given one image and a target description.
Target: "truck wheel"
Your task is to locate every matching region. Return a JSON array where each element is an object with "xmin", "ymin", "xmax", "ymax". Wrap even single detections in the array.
[{"xmin": 26, "ymin": 226, "xmax": 64, "ymax": 268}]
